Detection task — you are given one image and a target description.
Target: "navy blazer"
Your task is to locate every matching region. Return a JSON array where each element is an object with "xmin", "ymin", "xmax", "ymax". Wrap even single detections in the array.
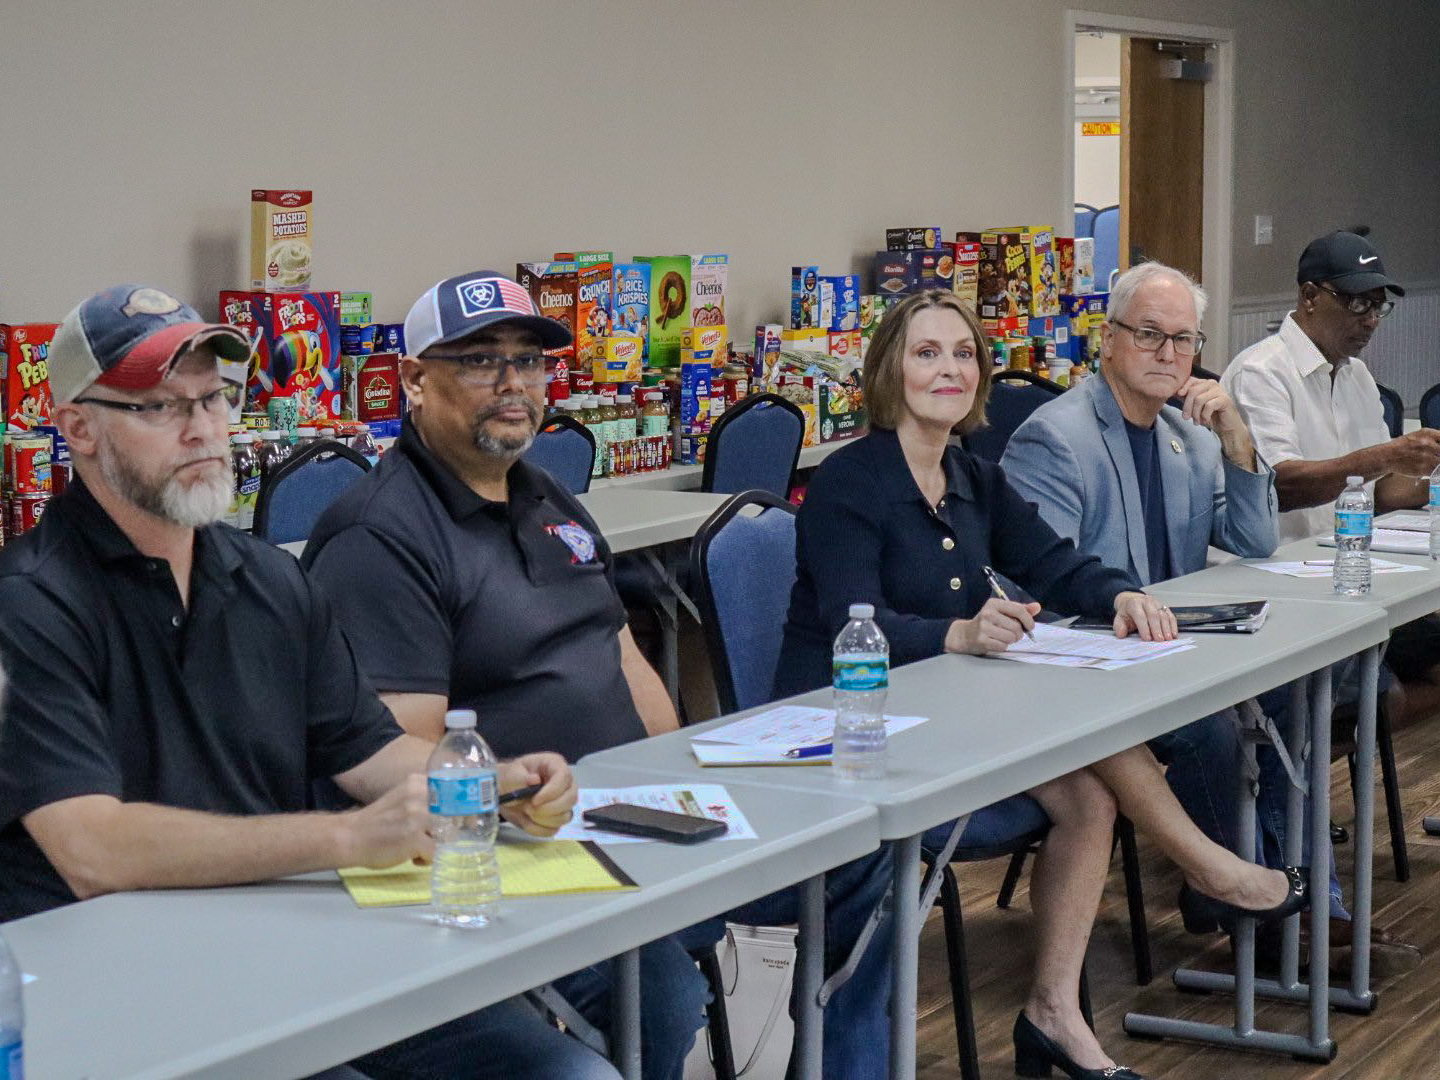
[{"xmin": 774, "ymin": 427, "xmax": 1139, "ymax": 698}]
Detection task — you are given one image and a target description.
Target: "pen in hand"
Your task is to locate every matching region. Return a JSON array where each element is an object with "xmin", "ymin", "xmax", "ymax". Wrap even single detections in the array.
[
  {"xmin": 982, "ymin": 565, "xmax": 1038, "ymax": 643},
  {"xmin": 498, "ymin": 782, "xmax": 545, "ymax": 806}
]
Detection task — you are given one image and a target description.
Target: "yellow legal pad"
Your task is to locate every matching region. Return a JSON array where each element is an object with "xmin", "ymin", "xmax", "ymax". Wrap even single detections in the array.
[{"xmin": 339, "ymin": 840, "xmax": 638, "ymax": 908}]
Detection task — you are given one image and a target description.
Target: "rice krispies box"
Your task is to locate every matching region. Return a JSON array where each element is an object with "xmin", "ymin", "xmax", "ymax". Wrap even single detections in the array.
[
  {"xmin": 220, "ymin": 290, "xmax": 340, "ymax": 422},
  {"xmin": 0, "ymin": 324, "xmax": 57, "ymax": 433},
  {"xmin": 612, "ymin": 263, "xmax": 652, "ymax": 356}
]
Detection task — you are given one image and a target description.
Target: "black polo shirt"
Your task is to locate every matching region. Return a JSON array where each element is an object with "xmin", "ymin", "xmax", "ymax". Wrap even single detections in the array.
[
  {"xmin": 304, "ymin": 419, "xmax": 644, "ymax": 762},
  {"xmin": 774, "ymin": 427, "xmax": 1139, "ymax": 697},
  {"xmin": 0, "ymin": 480, "xmax": 401, "ymax": 921}
]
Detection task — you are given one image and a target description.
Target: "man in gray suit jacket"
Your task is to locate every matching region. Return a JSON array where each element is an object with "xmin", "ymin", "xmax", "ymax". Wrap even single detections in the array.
[{"xmin": 999, "ymin": 262, "xmax": 1348, "ymax": 934}]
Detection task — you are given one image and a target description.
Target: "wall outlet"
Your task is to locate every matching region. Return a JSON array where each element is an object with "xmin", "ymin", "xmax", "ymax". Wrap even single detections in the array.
[{"xmin": 1254, "ymin": 215, "xmax": 1274, "ymax": 246}]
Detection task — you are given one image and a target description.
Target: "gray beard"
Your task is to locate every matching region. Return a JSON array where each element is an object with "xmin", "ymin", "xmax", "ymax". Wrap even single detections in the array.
[
  {"xmin": 471, "ymin": 395, "xmax": 541, "ymax": 461},
  {"xmin": 98, "ymin": 433, "xmax": 233, "ymax": 528}
]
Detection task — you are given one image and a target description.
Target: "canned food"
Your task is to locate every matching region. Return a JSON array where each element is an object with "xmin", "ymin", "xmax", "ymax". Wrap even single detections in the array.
[
  {"xmin": 8, "ymin": 493, "xmax": 50, "ymax": 535},
  {"xmin": 7, "ymin": 435, "xmax": 52, "ymax": 494}
]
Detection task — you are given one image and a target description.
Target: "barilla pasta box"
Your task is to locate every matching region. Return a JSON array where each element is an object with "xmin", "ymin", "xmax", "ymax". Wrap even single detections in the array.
[
  {"xmin": 612, "ymin": 263, "xmax": 652, "ymax": 356},
  {"xmin": 790, "ymin": 265, "xmax": 819, "ymax": 329},
  {"xmin": 691, "ymin": 254, "xmax": 728, "ymax": 329},
  {"xmin": 885, "ymin": 227, "xmax": 943, "ymax": 251},
  {"xmin": 753, "ymin": 323, "xmax": 782, "ymax": 384},
  {"xmin": 515, "ymin": 260, "xmax": 578, "ymax": 363},
  {"xmin": 873, "ymin": 251, "xmax": 923, "ymax": 298},
  {"xmin": 636, "ymin": 255, "xmax": 691, "ymax": 367},
  {"xmin": 822, "ymin": 275, "xmax": 860, "ymax": 331},
  {"xmin": 554, "ymin": 252, "xmax": 614, "ymax": 373},
  {"xmin": 0, "ymin": 324, "xmax": 56, "ymax": 433},
  {"xmin": 221, "ymin": 290, "xmax": 341, "ymax": 422},
  {"xmin": 339, "ymin": 292, "xmax": 373, "ymax": 326},
  {"xmin": 342, "ymin": 352, "xmax": 402, "ymax": 422},
  {"xmin": 250, "ymin": 189, "xmax": 313, "ymax": 292},
  {"xmin": 952, "ymin": 242, "xmax": 981, "ymax": 312},
  {"xmin": 595, "ymin": 333, "xmax": 643, "ymax": 383}
]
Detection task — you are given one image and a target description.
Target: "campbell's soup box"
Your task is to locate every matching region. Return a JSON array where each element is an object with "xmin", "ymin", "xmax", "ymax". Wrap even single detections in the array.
[
  {"xmin": 221, "ymin": 290, "xmax": 340, "ymax": 422},
  {"xmin": 0, "ymin": 324, "xmax": 57, "ymax": 433},
  {"xmin": 250, "ymin": 189, "xmax": 313, "ymax": 291}
]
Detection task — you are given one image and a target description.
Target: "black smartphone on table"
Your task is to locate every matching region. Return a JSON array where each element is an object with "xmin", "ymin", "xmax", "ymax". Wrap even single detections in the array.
[{"xmin": 581, "ymin": 802, "xmax": 728, "ymax": 844}]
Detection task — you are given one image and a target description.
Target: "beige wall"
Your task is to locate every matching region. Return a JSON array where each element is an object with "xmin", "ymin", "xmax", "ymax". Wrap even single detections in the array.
[{"xmin": 3, "ymin": 0, "xmax": 1437, "ymax": 333}]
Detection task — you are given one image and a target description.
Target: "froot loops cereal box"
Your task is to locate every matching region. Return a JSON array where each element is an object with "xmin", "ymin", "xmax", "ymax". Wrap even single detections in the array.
[{"xmin": 221, "ymin": 290, "xmax": 339, "ymax": 421}]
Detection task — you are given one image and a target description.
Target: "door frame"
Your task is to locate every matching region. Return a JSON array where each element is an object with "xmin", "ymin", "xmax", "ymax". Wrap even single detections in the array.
[{"xmin": 1063, "ymin": 10, "xmax": 1236, "ymax": 364}]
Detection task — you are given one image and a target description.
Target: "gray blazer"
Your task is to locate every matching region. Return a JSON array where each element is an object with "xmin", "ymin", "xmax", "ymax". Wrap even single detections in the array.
[{"xmin": 1000, "ymin": 374, "xmax": 1278, "ymax": 586}]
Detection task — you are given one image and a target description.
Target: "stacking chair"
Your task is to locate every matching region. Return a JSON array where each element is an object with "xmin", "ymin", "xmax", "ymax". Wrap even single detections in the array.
[
  {"xmin": 1376, "ymin": 382, "xmax": 1404, "ymax": 439},
  {"xmin": 1074, "ymin": 202, "xmax": 1099, "ymax": 239},
  {"xmin": 1420, "ymin": 382, "xmax": 1440, "ymax": 431},
  {"xmin": 1092, "ymin": 204, "xmax": 1121, "ymax": 290},
  {"xmin": 252, "ymin": 439, "xmax": 371, "ymax": 546},
  {"xmin": 690, "ymin": 490, "xmax": 1143, "ymax": 1079},
  {"xmin": 962, "ymin": 370, "xmax": 1065, "ymax": 464},
  {"xmin": 701, "ymin": 392, "xmax": 806, "ymax": 498},
  {"xmin": 524, "ymin": 413, "xmax": 596, "ymax": 495}
]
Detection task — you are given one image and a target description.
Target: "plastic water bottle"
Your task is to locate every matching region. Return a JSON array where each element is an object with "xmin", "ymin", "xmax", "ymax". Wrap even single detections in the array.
[
  {"xmin": 1333, "ymin": 475, "xmax": 1373, "ymax": 596},
  {"xmin": 0, "ymin": 932, "xmax": 22, "ymax": 1080},
  {"xmin": 427, "ymin": 709, "xmax": 501, "ymax": 928},
  {"xmin": 832, "ymin": 603, "xmax": 889, "ymax": 780},
  {"xmin": 1429, "ymin": 463, "xmax": 1440, "ymax": 561}
]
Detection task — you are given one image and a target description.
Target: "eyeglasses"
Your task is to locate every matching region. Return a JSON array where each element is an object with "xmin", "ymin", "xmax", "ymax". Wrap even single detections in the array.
[
  {"xmin": 1110, "ymin": 319, "xmax": 1207, "ymax": 358},
  {"xmin": 1316, "ymin": 284, "xmax": 1394, "ymax": 319},
  {"xmin": 74, "ymin": 383, "xmax": 241, "ymax": 426},
  {"xmin": 427, "ymin": 353, "xmax": 552, "ymax": 383}
]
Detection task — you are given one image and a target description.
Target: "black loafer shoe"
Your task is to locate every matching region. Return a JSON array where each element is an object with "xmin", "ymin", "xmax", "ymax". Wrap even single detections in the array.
[{"xmin": 1187, "ymin": 866, "xmax": 1310, "ymax": 928}]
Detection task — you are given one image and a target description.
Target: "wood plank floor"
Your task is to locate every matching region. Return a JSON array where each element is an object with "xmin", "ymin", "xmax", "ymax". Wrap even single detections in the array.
[{"xmin": 914, "ymin": 711, "xmax": 1440, "ymax": 1079}]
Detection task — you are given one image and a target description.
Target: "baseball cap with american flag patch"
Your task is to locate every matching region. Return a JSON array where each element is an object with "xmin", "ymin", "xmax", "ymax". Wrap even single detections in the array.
[{"xmin": 403, "ymin": 270, "xmax": 574, "ymax": 357}]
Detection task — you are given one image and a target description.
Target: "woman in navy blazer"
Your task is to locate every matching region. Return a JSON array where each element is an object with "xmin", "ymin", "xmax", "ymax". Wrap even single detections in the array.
[{"xmin": 776, "ymin": 291, "xmax": 1307, "ymax": 1080}]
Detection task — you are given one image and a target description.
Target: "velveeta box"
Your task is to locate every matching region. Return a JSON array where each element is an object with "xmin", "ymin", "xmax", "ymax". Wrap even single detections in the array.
[
  {"xmin": 780, "ymin": 327, "xmax": 827, "ymax": 358},
  {"xmin": 681, "ymin": 325, "xmax": 728, "ymax": 368},
  {"xmin": 0, "ymin": 323, "xmax": 57, "ymax": 433},
  {"xmin": 691, "ymin": 254, "xmax": 728, "ymax": 329},
  {"xmin": 516, "ymin": 260, "xmax": 578, "ymax": 363},
  {"xmin": 612, "ymin": 263, "xmax": 651, "ymax": 356},
  {"xmin": 885, "ymin": 227, "xmax": 943, "ymax": 250},
  {"xmin": 791, "ymin": 265, "xmax": 819, "ymax": 329},
  {"xmin": 594, "ymin": 333, "xmax": 643, "ymax": 382},
  {"xmin": 250, "ymin": 189, "xmax": 313, "ymax": 292},
  {"xmin": 636, "ymin": 255, "xmax": 691, "ymax": 367},
  {"xmin": 221, "ymin": 290, "xmax": 340, "ymax": 422},
  {"xmin": 952, "ymin": 242, "xmax": 981, "ymax": 312}
]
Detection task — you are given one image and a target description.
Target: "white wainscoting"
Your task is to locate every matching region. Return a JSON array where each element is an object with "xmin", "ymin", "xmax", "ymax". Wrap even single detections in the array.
[{"xmin": 1226, "ymin": 280, "xmax": 1440, "ymax": 411}]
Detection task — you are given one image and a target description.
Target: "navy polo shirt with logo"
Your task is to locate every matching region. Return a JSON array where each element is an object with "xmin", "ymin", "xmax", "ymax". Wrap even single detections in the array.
[
  {"xmin": 304, "ymin": 420, "xmax": 645, "ymax": 762},
  {"xmin": 0, "ymin": 480, "xmax": 402, "ymax": 921}
]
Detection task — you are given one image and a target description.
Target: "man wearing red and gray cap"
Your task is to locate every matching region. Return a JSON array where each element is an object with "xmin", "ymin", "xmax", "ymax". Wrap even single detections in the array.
[{"xmin": 0, "ymin": 285, "xmax": 614, "ymax": 1080}]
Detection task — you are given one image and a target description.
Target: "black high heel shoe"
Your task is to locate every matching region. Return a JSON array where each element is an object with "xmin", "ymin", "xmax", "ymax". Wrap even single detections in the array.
[
  {"xmin": 1177, "ymin": 882, "xmax": 1220, "ymax": 935},
  {"xmin": 1013, "ymin": 1012, "xmax": 1145, "ymax": 1079},
  {"xmin": 1185, "ymin": 865, "xmax": 1311, "ymax": 927}
]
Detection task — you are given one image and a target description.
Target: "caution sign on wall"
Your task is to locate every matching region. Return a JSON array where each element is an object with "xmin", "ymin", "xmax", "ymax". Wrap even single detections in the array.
[{"xmin": 1081, "ymin": 122, "xmax": 1121, "ymax": 136}]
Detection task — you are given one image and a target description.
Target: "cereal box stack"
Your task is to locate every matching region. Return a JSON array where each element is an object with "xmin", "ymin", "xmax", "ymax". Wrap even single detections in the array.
[
  {"xmin": 516, "ymin": 259, "xmax": 578, "ymax": 403},
  {"xmin": 0, "ymin": 323, "xmax": 56, "ymax": 434},
  {"xmin": 220, "ymin": 290, "xmax": 341, "ymax": 425}
]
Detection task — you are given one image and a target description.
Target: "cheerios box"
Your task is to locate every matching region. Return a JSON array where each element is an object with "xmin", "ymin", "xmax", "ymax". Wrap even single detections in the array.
[
  {"xmin": 0, "ymin": 323, "xmax": 57, "ymax": 433},
  {"xmin": 612, "ymin": 263, "xmax": 652, "ymax": 357},
  {"xmin": 691, "ymin": 254, "xmax": 728, "ymax": 330},
  {"xmin": 250, "ymin": 189, "xmax": 313, "ymax": 292},
  {"xmin": 636, "ymin": 255, "xmax": 691, "ymax": 368},
  {"xmin": 516, "ymin": 260, "xmax": 578, "ymax": 364},
  {"xmin": 221, "ymin": 290, "xmax": 340, "ymax": 422}
]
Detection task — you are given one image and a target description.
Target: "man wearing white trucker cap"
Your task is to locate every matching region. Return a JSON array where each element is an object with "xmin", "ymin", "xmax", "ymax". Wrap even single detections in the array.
[{"xmin": 0, "ymin": 285, "xmax": 615, "ymax": 1080}]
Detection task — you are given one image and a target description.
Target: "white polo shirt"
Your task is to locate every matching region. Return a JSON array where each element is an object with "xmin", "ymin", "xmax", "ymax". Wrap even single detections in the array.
[{"xmin": 1221, "ymin": 313, "xmax": 1389, "ymax": 543}]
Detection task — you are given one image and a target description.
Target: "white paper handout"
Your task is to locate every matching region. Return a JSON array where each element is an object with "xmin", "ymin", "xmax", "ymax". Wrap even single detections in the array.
[
  {"xmin": 989, "ymin": 621, "xmax": 1195, "ymax": 670},
  {"xmin": 689, "ymin": 705, "xmax": 929, "ymax": 765},
  {"xmin": 552, "ymin": 785, "xmax": 758, "ymax": 844},
  {"xmin": 1250, "ymin": 557, "xmax": 1426, "ymax": 578},
  {"xmin": 1316, "ymin": 528, "xmax": 1432, "ymax": 556},
  {"xmin": 1375, "ymin": 510, "xmax": 1431, "ymax": 533}
]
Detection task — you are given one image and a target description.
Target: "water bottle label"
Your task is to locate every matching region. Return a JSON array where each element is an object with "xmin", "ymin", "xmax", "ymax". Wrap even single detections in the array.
[
  {"xmin": 1430, "ymin": 479, "xmax": 1440, "ymax": 511},
  {"xmin": 1335, "ymin": 510, "xmax": 1371, "ymax": 539},
  {"xmin": 0, "ymin": 1037, "xmax": 20, "ymax": 1080},
  {"xmin": 833, "ymin": 657, "xmax": 888, "ymax": 691},
  {"xmin": 428, "ymin": 772, "xmax": 497, "ymax": 816}
]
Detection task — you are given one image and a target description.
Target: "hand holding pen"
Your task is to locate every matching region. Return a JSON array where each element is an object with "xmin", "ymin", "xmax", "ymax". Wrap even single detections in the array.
[{"xmin": 944, "ymin": 567, "xmax": 1042, "ymax": 655}]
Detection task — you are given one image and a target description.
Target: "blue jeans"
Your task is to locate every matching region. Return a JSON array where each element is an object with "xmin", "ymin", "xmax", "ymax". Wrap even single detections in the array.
[
  {"xmin": 351, "ymin": 994, "xmax": 621, "ymax": 1080},
  {"xmin": 1149, "ymin": 713, "xmax": 1247, "ymax": 857},
  {"xmin": 677, "ymin": 848, "xmax": 893, "ymax": 1080},
  {"xmin": 920, "ymin": 793, "xmax": 1050, "ymax": 854},
  {"xmin": 554, "ymin": 936, "xmax": 710, "ymax": 1080}
]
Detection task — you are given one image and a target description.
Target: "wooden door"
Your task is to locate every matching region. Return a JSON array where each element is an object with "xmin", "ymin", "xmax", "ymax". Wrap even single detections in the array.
[{"xmin": 1120, "ymin": 38, "xmax": 1207, "ymax": 281}]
